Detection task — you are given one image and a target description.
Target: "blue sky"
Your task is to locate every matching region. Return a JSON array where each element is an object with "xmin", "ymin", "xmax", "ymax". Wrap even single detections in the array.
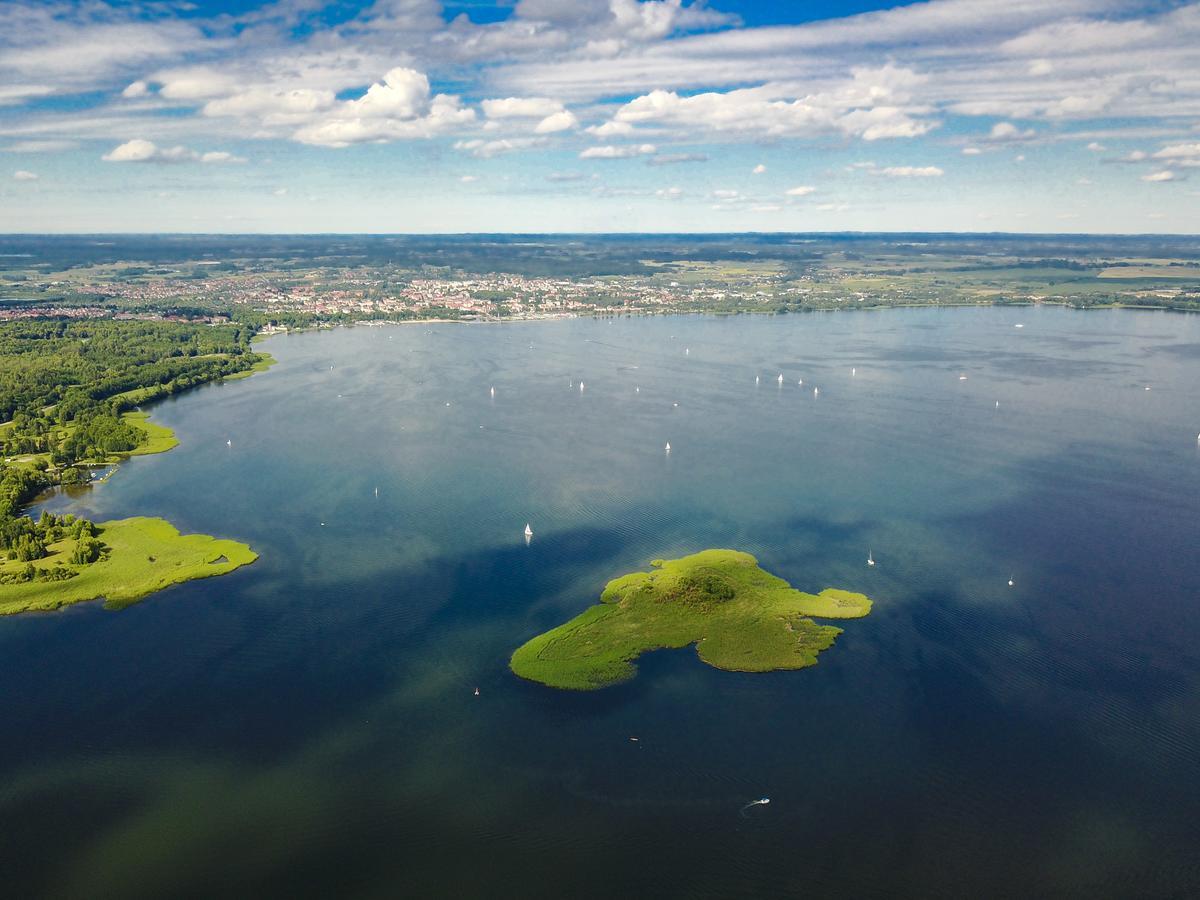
[{"xmin": 2, "ymin": 0, "xmax": 1198, "ymax": 233}]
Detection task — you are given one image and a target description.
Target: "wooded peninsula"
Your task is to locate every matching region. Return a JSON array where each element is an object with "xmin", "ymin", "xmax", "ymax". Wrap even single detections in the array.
[{"xmin": 0, "ymin": 318, "xmax": 271, "ymax": 614}]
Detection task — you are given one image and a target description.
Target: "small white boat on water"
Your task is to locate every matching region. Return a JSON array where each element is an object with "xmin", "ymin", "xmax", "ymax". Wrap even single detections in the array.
[
  {"xmin": 226, "ymin": 439, "xmax": 232, "ymax": 447},
  {"xmin": 1008, "ymin": 575, "xmax": 1014, "ymax": 587},
  {"xmin": 665, "ymin": 442, "xmax": 671, "ymax": 452},
  {"xmin": 777, "ymin": 373, "xmax": 784, "ymax": 384},
  {"xmin": 490, "ymin": 386, "xmax": 495, "ymax": 397},
  {"xmin": 867, "ymin": 549, "xmax": 875, "ymax": 567},
  {"xmin": 524, "ymin": 523, "xmax": 533, "ymax": 538}
]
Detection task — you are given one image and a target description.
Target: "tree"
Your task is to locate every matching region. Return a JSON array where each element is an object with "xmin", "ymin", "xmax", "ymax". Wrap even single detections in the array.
[{"xmin": 71, "ymin": 537, "xmax": 102, "ymax": 565}]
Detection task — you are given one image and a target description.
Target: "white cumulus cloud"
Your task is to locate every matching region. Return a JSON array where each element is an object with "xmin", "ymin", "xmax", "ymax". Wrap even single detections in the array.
[
  {"xmin": 604, "ymin": 65, "xmax": 936, "ymax": 142},
  {"xmin": 204, "ymin": 87, "xmax": 335, "ymax": 122},
  {"xmin": 880, "ymin": 165, "xmax": 944, "ymax": 177},
  {"xmin": 988, "ymin": 122, "xmax": 1036, "ymax": 142},
  {"xmin": 579, "ymin": 143, "xmax": 657, "ymax": 159},
  {"xmin": 101, "ymin": 139, "xmax": 243, "ymax": 164},
  {"xmin": 294, "ymin": 68, "xmax": 475, "ymax": 147},
  {"xmin": 1153, "ymin": 143, "xmax": 1200, "ymax": 160},
  {"xmin": 586, "ymin": 120, "xmax": 636, "ymax": 138},
  {"xmin": 534, "ymin": 109, "xmax": 578, "ymax": 133}
]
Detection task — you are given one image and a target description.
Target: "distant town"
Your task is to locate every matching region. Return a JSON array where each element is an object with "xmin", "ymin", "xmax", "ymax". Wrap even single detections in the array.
[{"xmin": 2, "ymin": 234, "xmax": 1198, "ymax": 327}]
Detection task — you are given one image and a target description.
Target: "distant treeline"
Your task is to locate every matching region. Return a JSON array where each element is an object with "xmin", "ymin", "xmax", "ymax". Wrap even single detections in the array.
[{"xmin": 4, "ymin": 233, "xmax": 1200, "ymax": 279}]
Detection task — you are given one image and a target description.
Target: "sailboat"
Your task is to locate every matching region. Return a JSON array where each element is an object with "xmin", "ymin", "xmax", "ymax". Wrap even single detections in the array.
[
  {"xmin": 867, "ymin": 549, "xmax": 875, "ymax": 567},
  {"xmin": 226, "ymin": 439, "xmax": 232, "ymax": 447},
  {"xmin": 664, "ymin": 442, "xmax": 671, "ymax": 452},
  {"xmin": 1008, "ymin": 575, "xmax": 1014, "ymax": 587},
  {"xmin": 524, "ymin": 523, "xmax": 533, "ymax": 539},
  {"xmin": 777, "ymin": 373, "xmax": 784, "ymax": 384},
  {"xmin": 490, "ymin": 386, "xmax": 495, "ymax": 398},
  {"xmin": 755, "ymin": 375, "xmax": 760, "ymax": 385}
]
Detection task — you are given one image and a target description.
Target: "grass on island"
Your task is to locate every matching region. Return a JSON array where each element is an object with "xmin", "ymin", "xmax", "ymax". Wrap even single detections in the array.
[
  {"xmin": 0, "ymin": 516, "xmax": 257, "ymax": 616},
  {"xmin": 120, "ymin": 411, "xmax": 179, "ymax": 456},
  {"xmin": 222, "ymin": 352, "xmax": 276, "ymax": 380},
  {"xmin": 510, "ymin": 549, "xmax": 872, "ymax": 691}
]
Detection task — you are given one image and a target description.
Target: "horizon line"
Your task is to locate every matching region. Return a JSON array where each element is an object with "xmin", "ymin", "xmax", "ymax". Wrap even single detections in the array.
[{"xmin": 2, "ymin": 230, "xmax": 1199, "ymax": 239}]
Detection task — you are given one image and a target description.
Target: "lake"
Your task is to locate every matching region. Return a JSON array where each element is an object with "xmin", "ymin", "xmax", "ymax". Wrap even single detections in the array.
[{"xmin": 3, "ymin": 307, "xmax": 1199, "ymax": 898}]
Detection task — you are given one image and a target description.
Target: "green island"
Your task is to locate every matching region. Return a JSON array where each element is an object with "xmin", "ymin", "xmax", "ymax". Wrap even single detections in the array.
[
  {"xmin": 510, "ymin": 549, "xmax": 872, "ymax": 690},
  {"xmin": 0, "ymin": 516, "xmax": 257, "ymax": 615},
  {"xmin": 0, "ymin": 318, "xmax": 273, "ymax": 615}
]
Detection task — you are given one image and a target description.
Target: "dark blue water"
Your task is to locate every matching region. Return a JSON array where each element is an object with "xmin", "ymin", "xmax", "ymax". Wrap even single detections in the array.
[{"xmin": 3, "ymin": 308, "xmax": 1199, "ymax": 898}]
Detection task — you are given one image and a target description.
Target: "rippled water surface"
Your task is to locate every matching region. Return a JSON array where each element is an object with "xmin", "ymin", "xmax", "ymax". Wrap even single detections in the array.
[{"xmin": 3, "ymin": 308, "xmax": 1200, "ymax": 898}]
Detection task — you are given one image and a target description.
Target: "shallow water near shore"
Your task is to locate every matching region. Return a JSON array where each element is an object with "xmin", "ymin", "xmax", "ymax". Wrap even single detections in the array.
[{"xmin": 3, "ymin": 306, "xmax": 1200, "ymax": 898}]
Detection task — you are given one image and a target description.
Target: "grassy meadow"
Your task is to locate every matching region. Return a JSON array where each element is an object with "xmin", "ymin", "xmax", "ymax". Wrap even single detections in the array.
[
  {"xmin": 511, "ymin": 549, "xmax": 872, "ymax": 690},
  {"xmin": 0, "ymin": 516, "xmax": 257, "ymax": 615}
]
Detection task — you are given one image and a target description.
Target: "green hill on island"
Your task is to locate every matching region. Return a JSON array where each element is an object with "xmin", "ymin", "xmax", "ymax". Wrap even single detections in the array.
[{"xmin": 511, "ymin": 549, "xmax": 873, "ymax": 690}]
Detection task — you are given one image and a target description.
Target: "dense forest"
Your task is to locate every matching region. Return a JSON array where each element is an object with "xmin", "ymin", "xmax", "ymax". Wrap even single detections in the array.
[{"xmin": 0, "ymin": 318, "xmax": 267, "ymax": 575}]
